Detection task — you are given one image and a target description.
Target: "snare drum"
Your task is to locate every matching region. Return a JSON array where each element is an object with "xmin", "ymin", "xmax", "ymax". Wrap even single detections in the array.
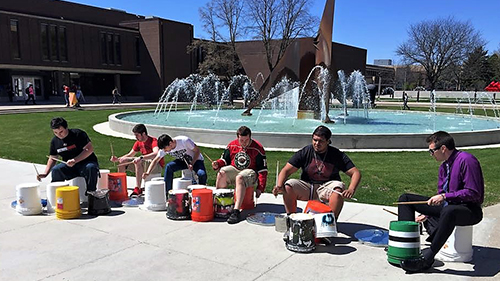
[
  {"xmin": 213, "ymin": 189, "xmax": 234, "ymax": 218},
  {"xmin": 284, "ymin": 213, "xmax": 316, "ymax": 253},
  {"xmin": 167, "ymin": 189, "xmax": 190, "ymax": 220}
]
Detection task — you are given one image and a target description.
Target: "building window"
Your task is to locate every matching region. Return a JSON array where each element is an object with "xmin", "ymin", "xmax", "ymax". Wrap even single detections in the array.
[
  {"xmin": 100, "ymin": 32, "xmax": 107, "ymax": 64},
  {"xmin": 49, "ymin": 25, "xmax": 59, "ymax": 61},
  {"xmin": 59, "ymin": 27, "xmax": 67, "ymax": 61},
  {"xmin": 10, "ymin": 19, "xmax": 21, "ymax": 59},
  {"xmin": 114, "ymin": 34, "xmax": 121, "ymax": 65},
  {"xmin": 41, "ymin": 24, "xmax": 49, "ymax": 60},
  {"xmin": 135, "ymin": 36, "xmax": 141, "ymax": 67},
  {"xmin": 107, "ymin": 33, "xmax": 114, "ymax": 64}
]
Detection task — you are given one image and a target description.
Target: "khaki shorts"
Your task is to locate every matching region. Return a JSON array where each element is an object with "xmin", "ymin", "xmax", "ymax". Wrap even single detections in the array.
[
  {"xmin": 284, "ymin": 179, "xmax": 345, "ymax": 202},
  {"xmin": 124, "ymin": 159, "xmax": 162, "ymax": 175},
  {"xmin": 220, "ymin": 165, "xmax": 257, "ymax": 188}
]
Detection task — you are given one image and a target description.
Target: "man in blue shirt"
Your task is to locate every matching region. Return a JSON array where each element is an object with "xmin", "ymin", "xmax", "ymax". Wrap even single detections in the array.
[{"xmin": 398, "ymin": 131, "xmax": 484, "ymax": 273}]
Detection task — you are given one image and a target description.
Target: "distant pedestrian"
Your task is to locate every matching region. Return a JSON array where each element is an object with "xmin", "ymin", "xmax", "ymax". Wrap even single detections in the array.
[
  {"xmin": 402, "ymin": 91, "xmax": 410, "ymax": 110},
  {"xmin": 7, "ymin": 83, "xmax": 14, "ymax": 102},
  {"xmin": 25, "ymin": 84, "xmax": 36, "ymax": 105},
  {"xmin": 76, "ymin": 86, "xmax": 85, "ymax": 104},
  {"xmin": 112, "ymin": 87, "xmax": 121, "ymax": 105},
  {"xmin": 63, "ymin": 85, "xmax": 70, "ymax": 107}
]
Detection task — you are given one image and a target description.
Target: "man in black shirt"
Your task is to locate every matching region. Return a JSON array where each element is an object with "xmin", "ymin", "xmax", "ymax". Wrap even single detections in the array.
[
  {"xmin": 37, "ymin": 117, "xmax": 99, "ymax": 195},
  {"xmin": 273, "ymin": 126, "xmax": 361, "ymax": 219}
]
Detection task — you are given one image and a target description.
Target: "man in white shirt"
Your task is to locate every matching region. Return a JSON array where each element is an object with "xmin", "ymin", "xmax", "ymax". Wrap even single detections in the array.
[{"xmin": 144, "ymin": 134, "xmax": 207, "ymax": 192}]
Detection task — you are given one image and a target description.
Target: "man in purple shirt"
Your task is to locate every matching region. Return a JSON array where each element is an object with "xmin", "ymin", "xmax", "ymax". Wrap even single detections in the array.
[{"xmin": 397, "ymin": 131, "xmax": 484, "ymax": 273}]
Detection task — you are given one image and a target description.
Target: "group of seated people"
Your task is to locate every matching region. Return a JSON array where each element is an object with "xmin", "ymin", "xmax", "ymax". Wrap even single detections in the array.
[{"xmin": 38, "ymin": 117, "xmax": 485, "ymax": 273}]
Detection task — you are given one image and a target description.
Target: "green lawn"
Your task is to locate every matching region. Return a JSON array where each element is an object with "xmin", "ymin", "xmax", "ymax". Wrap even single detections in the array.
[{"xmin": 1, "ymin": 108, "xmax": 498, "ymax": 207}]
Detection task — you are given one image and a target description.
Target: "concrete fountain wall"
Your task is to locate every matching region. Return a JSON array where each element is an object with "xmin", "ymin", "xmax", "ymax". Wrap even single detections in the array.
[{"xmin": 108, "ymin": 111, "xmax": 500, "ymax": 150}]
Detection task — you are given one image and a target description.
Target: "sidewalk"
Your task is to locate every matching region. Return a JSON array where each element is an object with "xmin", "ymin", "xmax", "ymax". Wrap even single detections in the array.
[{"xmin": 1, "ymin": 158, "xmax": 499, "ymax": 281}]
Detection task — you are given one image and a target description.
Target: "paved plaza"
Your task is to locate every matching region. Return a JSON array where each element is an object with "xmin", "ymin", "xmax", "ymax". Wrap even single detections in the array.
[{"xmin": 1, "ymin": 103, "xmax": 500, "ymax": 280}]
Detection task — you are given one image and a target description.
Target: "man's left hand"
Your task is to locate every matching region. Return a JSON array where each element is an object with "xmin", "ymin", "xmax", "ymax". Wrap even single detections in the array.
[
  {"xmin": 67, "ymin": 159, "xmax": 76, "ymax": 167},
  {"xmin": 342, "ymin": 188, "xmax": 355, "ymax": 199}
]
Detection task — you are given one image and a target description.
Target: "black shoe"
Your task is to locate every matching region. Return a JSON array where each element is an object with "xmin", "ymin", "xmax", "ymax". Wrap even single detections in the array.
[
  {"xmin": 227, "ymin": 209, "xmax": 241, "ymax": 224},
  {"xmin": 400, "ymin": 257, "xmax": 434, "ymax": 273}
]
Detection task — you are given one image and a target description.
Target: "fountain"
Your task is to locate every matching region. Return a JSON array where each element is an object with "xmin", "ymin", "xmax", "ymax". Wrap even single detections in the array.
[{"xmin": 107, "ymin": 72, "xmax": 500, "ymax": 150}]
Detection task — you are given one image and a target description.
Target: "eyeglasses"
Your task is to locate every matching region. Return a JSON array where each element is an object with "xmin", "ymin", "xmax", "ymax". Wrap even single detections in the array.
[{"xmin": 429, "ymin": 147, "xmax": 440, "ymax": 155}]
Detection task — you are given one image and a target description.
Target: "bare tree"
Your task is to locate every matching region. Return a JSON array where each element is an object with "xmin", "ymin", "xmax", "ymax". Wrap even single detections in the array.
[
  {"xmin": 396, "ymin": 17, "xmax": 485, "ymax": 90},
  {"xmin": 246, "ymin": 0, "xmax": 317, "ymax": 73}
]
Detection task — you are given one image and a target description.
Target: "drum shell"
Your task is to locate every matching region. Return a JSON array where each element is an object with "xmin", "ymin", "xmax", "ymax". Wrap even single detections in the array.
[
  {"xmin": 16, "ymin": 183, "xmax": 43, "ymax": 215},
  {"xmin": 387, "ymin": 221, "xmax": 422, "ymax": 264},
  {"xmin": 108, "ymin": 172, "xmax": 128, "ymax": 202},
  {"xmin": 55, "ymin": 186, "xmax": 81, "ymax": 219},
  {"xmin": 314, "ymin": 212, "xmax": 337, "ymax": 238},
  {"xmin": 304, "ymin": 200, "xmax": 332, "ymax": 214},
  {"xmin": 167, "ymin": 190, "xmax": 190, "ymax": 220},
  {"xmin": 284, "ymin": 213, "xmax": 316, "ymax": 253},
  {"xmin": 88, "ymin": 190, "xmax": 111, "ymax": 216},
  {"xmin": 191, "ymin": 189, "xmax": 213, "ymax": 222},
  {"xmin": 213, "ymin": 189, "xmax": 234, "ymax": 218}
]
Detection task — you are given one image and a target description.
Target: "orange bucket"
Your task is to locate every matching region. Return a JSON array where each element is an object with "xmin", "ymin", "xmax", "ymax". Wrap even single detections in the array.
[
  {"xmin": 304, "ymin": 200, "xmax": 332, "ymax": 214},
  {"xmin": 191, "ymin": 188, "xmax": 213, "ymax": 222},
  {"xmin": 234, "ymin": 186, "xmax": 255, "ymax": 210},
  {"xmin": 108, "ymin": 172, "xmax": 128, "ymax": 202}
]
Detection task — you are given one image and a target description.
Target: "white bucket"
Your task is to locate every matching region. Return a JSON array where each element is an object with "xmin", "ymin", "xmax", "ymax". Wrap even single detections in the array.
[
  {"xmin": 436, "ymin": 225, "xmax": 473, "ymax": 262},
  {"xmin": 98, "ymin": 169, "xmax": 110, "ymax": 189},
  {"xmin": 46, "ymin": 181, "xmax": 69, "ymax": 213},
  {"xmin": 16, "ymin": 183, "xmax": 43, "ymax": 215},
  {"xmin": 68, "ymin": 177, "xmax": 87, "ymax": 203},
  {"xmin": 151, "ymin": 177, "xmax": 165, "ymax": 182},
  {"xmin": 142, "ymin": 181, "xmax": 167, "ymax": 211},
  {"xmin": 181, "ymin": 169, "xmax": 198, "ymax": 182},
  {"xmin": 173, "ymin": 178, "xmax": 191, "ymax": 190},
  {"xmin": 314, "ymin": 212, "xmax": 337, "ymax": 238}
]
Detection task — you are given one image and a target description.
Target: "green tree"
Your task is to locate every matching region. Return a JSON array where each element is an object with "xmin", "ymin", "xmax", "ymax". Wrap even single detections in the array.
[
  {"xmin": 462, "ymin": 46, "xmax": 491, "ymax": 90},
  {"xmin": 488, "ymin": 53, "xmax": 500, "ymax": 82}
]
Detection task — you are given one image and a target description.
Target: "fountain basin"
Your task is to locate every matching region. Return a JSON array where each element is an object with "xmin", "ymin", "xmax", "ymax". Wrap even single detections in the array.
[{"xmin": 109, "ymin": 110, "xmax": 500, "ymax": 150}]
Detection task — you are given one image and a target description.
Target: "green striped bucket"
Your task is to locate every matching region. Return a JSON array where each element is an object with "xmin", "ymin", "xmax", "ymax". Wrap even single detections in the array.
[{"xmin": 387, "ymin": 221, "xmax": 422, "ymax": 265}]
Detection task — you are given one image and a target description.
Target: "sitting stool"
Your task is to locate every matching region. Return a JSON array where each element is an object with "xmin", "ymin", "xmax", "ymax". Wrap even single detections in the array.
[
  {"xmin": 435, "ymin": 225, "xmax": 473, "ymax": 262},
  {"xmin": 182, "ymin": 169, "xmax": 198, "ymax": 183},
  {"xmin": 68, "ymin": 177, "xmax": 88, "ymax": 204}
]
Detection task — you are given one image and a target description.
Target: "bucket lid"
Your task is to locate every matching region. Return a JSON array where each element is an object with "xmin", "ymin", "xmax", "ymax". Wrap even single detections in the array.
[
  {"xmin": 213, "ymin": 189, "xmax": 233, "ymax": 194},
  {"xmin": 389, "ymin": 220, "xmax": 419, "ymax": 231},
  {"xmin": 122, "ymin": 197, "xmax": 144, "ymax": 207},
  {"xmin": 355, "ymin": 229, "xmax": 389, "ymax": 247},
  {"xmin": 16, "ymin": 182, "xmax": 40, "ymax": 190},
  {"xmin": 246, "ymin": 212, "xmax": 279, "ymax": 226}
]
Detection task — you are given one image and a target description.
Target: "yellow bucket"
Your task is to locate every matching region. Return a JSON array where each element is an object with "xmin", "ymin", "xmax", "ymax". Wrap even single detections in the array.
[{"xmin": 55, "ymin": 186, "xmax": 81, "ymax": 219}]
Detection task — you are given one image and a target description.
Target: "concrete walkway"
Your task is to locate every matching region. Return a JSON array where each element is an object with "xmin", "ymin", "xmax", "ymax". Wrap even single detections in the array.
[{"xmin": 1, "ymin": 158, "xmax": 500, "ymax": 281}]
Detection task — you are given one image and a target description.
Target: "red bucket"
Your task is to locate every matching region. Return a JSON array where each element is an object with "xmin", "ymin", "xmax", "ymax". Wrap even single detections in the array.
[
  {"xmin": 191, "ymin": 188, "xmax": 213, "ymax": 222},
  {"xmin": 234, "ymin": 186, "xmax": 255, "ymax": 210},
  {"xmin": 108, "ymin": 172, "xmax": 128, "ymax": 202},
  {"xmin": 304, "ymin": 200, "xmax": 332, "ymax": 214}
]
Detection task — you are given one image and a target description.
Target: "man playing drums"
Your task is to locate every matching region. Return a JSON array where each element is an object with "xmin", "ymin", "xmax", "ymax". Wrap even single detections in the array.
[
  {"xmin": 144, "ymin": 134, "xmax": 207, "ymax": 193},
  {"xmin": 110, "ymin": 124, "xmax": 163, "ymax": 197},
  {"xmin": 212, "ymin": 126, "xmax": 268, "ymax": 224},
  {"xmin": 37, "ymin": 117, "xmax": 99, "ymax": 195},
  {"xmin": 273, "ymin": 125, "xmax": 361, "ymax": 219}
]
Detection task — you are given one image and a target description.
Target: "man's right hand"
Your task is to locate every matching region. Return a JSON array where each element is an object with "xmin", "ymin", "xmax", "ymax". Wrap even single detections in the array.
[
  {"xmin": 212, "ymin": 161, "xmax": 219, "ymax": 170},
  {"xmin": 272, "ymin": 185, "xmax": 283, "ymax": 196},
  {"xmin": 110, "ymin": 155, "xmax": 118, "ymax": 162},
  {"xmin": 37, "ymin": 173, "xmax": 47, "ymax": 182},
  {"xmin": 142, "ymin": 172, "xmax": 149, "ymax": 179}
]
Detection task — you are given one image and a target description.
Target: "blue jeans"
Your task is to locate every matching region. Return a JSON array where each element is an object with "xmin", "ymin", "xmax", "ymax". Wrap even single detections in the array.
[
  {"xmin": 51, "ymin": 161, "xmax": 99, "ymax": 193},
  {"xmin": 164, "ymin": 159, "xmax": 207, "ymax": 192}
]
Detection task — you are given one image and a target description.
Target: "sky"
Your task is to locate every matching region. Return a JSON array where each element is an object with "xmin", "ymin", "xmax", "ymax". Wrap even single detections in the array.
[{"xmin": 71, "ymin": 0, "xmax": 500, "ymax": 64}]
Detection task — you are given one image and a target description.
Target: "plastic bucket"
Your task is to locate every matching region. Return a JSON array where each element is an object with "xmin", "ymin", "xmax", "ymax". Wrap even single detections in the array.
[
  {"xmin": 167, "ymin": 189, "xmax": 190, "ymax": 220},
  {"xmin": 304, "ymin": 200, "xmax": 332, "ymax": 214},
  {"xmin": 234, "ymin": 186, "xmax": 255, "ymax": 210},
  {"xmin": 173, "ymin": 178, "xmax": 191, "ymax": 190},
  {"xmin": 143, "ymin": 180, "xmax": 167, "ymax": 211},
  {"xmin": 98, "ymin": 169, "xmax": 110, "ymax": 189},
  {"xmin": 191, "ymin": 188, "xmax": 213, "ymax": 222},
  {"xmin": 436, "ymin": 226, "xmax": 473, "ymax": 262},
  {"xmin": 108, "ymin": 172, "xmax": 128, "ymax": 202},
  {"xmin": 68, "ymin": 176, "xmax": 87, "ymax": 203},
  {"xmin": 387, "ymin": 221, "xmax": 422, "ymax": 265},
  {"xmin": 46, "ymin": 181, "xmax": 69, "ymax": 213},
  {"xmin": 55, "ymin": 186, "xmax": 81, "ymax": 219},
  {"xmin": 16, "ymin": 182, "xmax": 43, "ymax": 215}
]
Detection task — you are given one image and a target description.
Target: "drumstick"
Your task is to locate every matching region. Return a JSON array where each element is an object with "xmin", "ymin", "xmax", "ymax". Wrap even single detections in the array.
[
  {"xmin": 332, "ymin": 189, "xmax": 358, "ymax": 201},
  {"xmin": 383, "ymin": 208, "xmax": 398, "ymax": 216},
  {"xmin": 182, "ymin": 158, "xmax": 197, "ymax": 184},
  {"xmin": 110, "ymin": 142, "xmax": 117, "ymax": 169},
  {"xmin": 117, "ymin": 161, "xmax": 134, "ymax": 167},
  {"xmin": 275, "ymin": 160, "xmax": 279, "ymax": 198},
  {"xmin": 47, "ymin": 155, "xmax": 68, "ymax": 165},
  {"xmin": 393, "ymin": 201, "xmax": 429, "ymax": 205},
  {"xmin": 33, "ymin": 163, "xmax": 40, "ymax": 176},
  {"xmin": 203, "ymin": 152, "xmax": 214, "ymax": 163}
]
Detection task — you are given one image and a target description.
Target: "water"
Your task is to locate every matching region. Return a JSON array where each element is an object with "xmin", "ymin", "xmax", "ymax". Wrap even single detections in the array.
[{"xmin": 119, "ymin": 109, "xmax": 500, "ymax": 134}]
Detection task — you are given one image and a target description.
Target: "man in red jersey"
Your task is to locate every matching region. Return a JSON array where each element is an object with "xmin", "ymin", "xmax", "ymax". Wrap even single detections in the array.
[
  {"xmin": 212, "ymin": 126, "xmax": 268, "ymax": 224},
  {"xmin": 110, "ymin": 124, "xmax": 164, "ymax": 196}
]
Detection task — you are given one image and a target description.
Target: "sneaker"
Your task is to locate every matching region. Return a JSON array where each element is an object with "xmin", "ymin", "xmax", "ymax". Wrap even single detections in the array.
[
  {"xmin": 130, "ymin": 187, "xmax": 143, "ymax": 197},
  {"xmin": 227, "ymin": 209, "xmax": 241, "ymax": 224}
]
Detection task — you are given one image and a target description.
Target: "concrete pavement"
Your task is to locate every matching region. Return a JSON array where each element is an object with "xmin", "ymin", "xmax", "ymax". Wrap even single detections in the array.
[{"xmin": 1, "ymin": 158, "xmax": 500, "ymax": 281}]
